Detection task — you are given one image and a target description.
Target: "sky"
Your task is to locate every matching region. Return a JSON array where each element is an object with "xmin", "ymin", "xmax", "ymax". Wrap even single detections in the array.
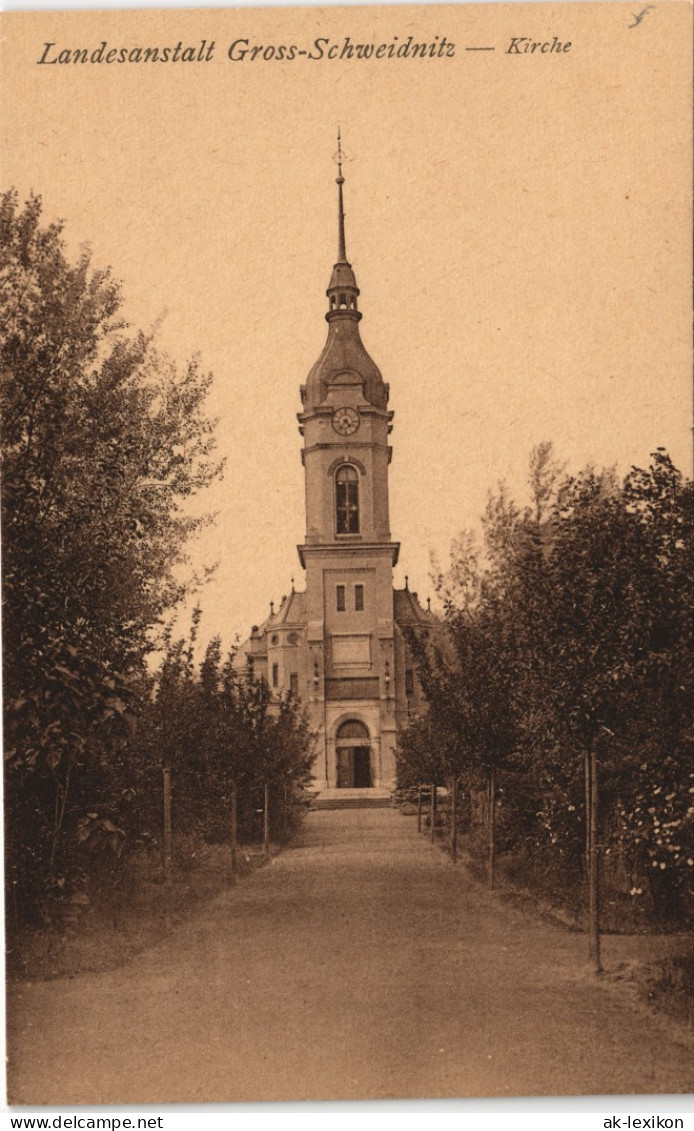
[{"xmin": 3, "ymin": 1, "xmax": 692, "ymax": 654}]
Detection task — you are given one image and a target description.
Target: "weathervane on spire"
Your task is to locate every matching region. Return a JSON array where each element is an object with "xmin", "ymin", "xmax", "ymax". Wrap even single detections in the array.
[{"xmin": 333, "ymin": 127, "xmax": 345, "ymax": 180}]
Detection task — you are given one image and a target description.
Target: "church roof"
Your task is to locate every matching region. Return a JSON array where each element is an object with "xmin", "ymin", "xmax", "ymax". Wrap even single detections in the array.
[
  {"xmin": 268, "ymin": 588, "xmax": 306, "ymax": 626},
  {"xmin": 232, "ymin": 588, "xmax": 308, "ymax": 670},
  {"xmin": 305, "ymin": 321, "xmax": 386, "ymax": 409},
  {"xmin": 393, "ymin": 586, "xmax": 439, "ymax": 628}
]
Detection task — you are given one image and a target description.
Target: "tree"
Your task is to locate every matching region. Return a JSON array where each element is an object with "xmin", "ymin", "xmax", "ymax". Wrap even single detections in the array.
[
  {"xmin": 514, "ymin": 456, "xmax": 694, "ymax": 933},
  {"xmin": 1, "ymin": 190, "xmax": 223, "ymax": 915},
  {"xmin": 396, "ymin": 711, "xmax": 446, "ymax": 793},
  {"xmin": 615, "ymin": 453, "xmax": 694, "ymax": 918},
  {"xmin": 232, "ymin": 668, "xmax": 313, "ymax": 848},
  {"xmin": 406, "ymin": 444, "xmax": 694, "ymax": 943},
  {"xmin": 134, "ymin": 630, "xmax": 313, "ymax": 869}
]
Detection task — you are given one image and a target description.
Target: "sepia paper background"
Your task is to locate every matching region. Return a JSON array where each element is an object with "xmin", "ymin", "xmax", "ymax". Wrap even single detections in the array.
[{"xmin": 2, "ymin": 0, "xmax": 692, "ymax": 650}]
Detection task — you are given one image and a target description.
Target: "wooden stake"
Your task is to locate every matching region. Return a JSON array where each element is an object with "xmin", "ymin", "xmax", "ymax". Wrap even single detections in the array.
[
  {"xmin": 417, "ymin": 785, "xmax": 422, "ymax": 833},
  {"xmin": 263, "ymin": 782, "xmax": 270, "ymax": 858},
  {"xmin": 450, "ymin": 777, "xmax": 458, "ymax": 863},
  {"xmin": 584, "ymin": 747, "xmax": 591, "ymax": 880},
  {"xmin": 488, "ymin": 767, "xmax": 496, "ymax": 891},
  {"xmin": 430, "ymin": 783, "xmax": 437, "ymax": 843},
  {"xmin": 163, "ymin": 766, "xmax": 172, "ymax": 883},
  {"xmin": 588, "ymin": 747, "xmax": 602, "ymax": 972},
  {"xmin": 162, "ymin": 766, "xmax": 173, "ymax": 930},
  {"xmin": 230, "ymin": 781, "xmax": 238, "ymax": 876}
]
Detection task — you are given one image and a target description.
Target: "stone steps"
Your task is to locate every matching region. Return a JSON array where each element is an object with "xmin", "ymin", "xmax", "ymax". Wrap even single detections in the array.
[
  {"xmin": 310, "ymin": 787, "xmax": 392, "ymax": 811},
  {"xmin": 311, "ymin": 797, "xmax": 393, "ymax": 811}
]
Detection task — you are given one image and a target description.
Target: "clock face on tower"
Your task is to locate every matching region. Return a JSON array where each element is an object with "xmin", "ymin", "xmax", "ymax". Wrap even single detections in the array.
[{"xmin": 332, "ymin": 406, "xmax": 360, "ymax": 436}]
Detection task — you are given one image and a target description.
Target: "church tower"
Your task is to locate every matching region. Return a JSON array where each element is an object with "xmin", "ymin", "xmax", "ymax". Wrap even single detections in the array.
[
  {"xmin": 296, "ymin": 136, "xmax": 400, "ymax": 790},
  {"xmin": 236, "ymin": 139, "xmax": 434, "ymax": 794}
]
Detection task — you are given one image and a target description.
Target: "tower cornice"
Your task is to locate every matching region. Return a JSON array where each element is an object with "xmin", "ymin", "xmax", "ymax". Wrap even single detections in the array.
[
  {"xmin": 297, "ymin": 541, "xmax": 400, "ymax": 569},
  {"xmin": 299, "ymin": 442, "xmax": 393, "ymax": 467}
]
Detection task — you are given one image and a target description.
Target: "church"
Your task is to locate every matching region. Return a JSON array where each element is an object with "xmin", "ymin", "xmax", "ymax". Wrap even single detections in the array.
[{"xmin": 236, "ymin": 146, "xmax": 435, "ymax": 794}]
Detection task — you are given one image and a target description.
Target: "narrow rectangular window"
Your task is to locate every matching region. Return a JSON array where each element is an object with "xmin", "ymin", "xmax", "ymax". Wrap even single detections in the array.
[
  {"xmin": 272, "ymin": 663, "xmax": 279, "ymax": 688},
  {"xmin": 405, "ymin": 668, "xmax": 414, "ymax": 697},
  {"xmin": 354, "ymin": 584, "xmax": 364, "ymax": 611},
  {"xmin": 336, "ymin": 585, "xmax": 346, "ymax": 612},
  {"xmin": 289, "ymin": 672, "xmax": 298, "ymax": 697}
]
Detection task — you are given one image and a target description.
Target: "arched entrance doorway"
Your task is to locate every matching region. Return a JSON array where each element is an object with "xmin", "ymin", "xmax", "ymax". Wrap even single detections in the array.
[{"xmin": 335, "ymin": 719, "xmax": 372, "ymax": 788}]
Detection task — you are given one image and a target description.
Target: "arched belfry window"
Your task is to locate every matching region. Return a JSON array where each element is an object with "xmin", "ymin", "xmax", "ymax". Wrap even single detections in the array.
[{"xmin": 335, "ymin": 465, "xmax": 359, "ymax": 534}]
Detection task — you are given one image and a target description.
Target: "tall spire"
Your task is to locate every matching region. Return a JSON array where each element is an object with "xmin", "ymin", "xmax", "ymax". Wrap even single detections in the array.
[
  {"xmin": 336, "ymin": 127, "xmax": 347, "ymax": 263},
  {"xmin": 302, "ymin": 134, "xmax": 388, "ymax": 410}
]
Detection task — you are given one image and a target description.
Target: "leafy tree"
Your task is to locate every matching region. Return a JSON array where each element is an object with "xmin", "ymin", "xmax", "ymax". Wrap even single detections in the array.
[
  {"xmin": 1, "ymin": 191, "xmax": 223, "ymax": 915},
  {"xmin": 515, "ymin": 455, "xmax": 694, "ymax": 920},
  {"xmin": 230, "ymin": 665, "xmax": 313, "ymax": 844},
  {"xmin": 404, "ymin": 443, "xmax": 694, "ymax": 932},
  {"xmin": 403, "ymin": 569, "xmax": 518, "ymax": 883},
  {"xmin": 138, "ymin": 629, "xmax": 313, "ymax": 854},
  {"xmin": 614, "ymin": 453, "xmax": 694, "ymax": 916},
  {"xmin": 395, "ymin": 712, "xmax": 446, "ymax": 792}
]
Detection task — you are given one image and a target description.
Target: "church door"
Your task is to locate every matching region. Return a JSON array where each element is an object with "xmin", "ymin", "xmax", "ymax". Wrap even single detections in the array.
[
  {"xmin": 353, "ymin": 747, "xmax": 372, "ymax": 788},
  {"xmin": 336, "ymin": 747, "xmax": 353, "ymax": 789},
  {"xmin": 335, "ymin": 719, "xmax": 371, "ymax": 788}
]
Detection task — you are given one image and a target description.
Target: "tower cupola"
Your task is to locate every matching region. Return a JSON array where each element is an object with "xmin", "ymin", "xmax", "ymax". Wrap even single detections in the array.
[{"xmin": 303, "ymin": 133, "xmax": 387, "ymax": 412}]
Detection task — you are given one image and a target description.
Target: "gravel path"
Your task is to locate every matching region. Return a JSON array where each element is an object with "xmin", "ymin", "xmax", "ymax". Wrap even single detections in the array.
[{"xmin": 7, "ymin": 808, "xmax": 693, "ymax": 1103}]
